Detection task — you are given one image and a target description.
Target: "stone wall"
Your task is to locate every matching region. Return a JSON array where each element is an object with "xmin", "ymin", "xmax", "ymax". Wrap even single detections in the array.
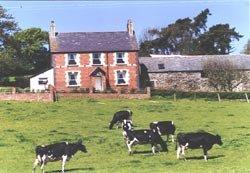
[
  {"xmin": 0, "ymin": 92, "xmax": 54, "ymax": 102},
  {"xmin": 59, "ymin": 87, "xmax": 151, "ymax": 100},
  {"xmin": 149, "ymin": 71, "xmax": 250, "ymax": 92}
]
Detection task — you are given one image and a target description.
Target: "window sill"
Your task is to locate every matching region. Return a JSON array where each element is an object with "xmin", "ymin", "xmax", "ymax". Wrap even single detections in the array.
[
  {"xmin": 116, "ymin": 63, "xmax": 127, "ymax": 66},
  {"xmin": 116, "ymin": 84, "xmax": 129, "ymax": 86},
  {"xmin": 67, "ymin": 85, "xmax": 80, "ymax": 88},
  {"xmin": 92, "ymin": 64, "xmax": 103, "ymax": 66},
  {"xmin": 67, "ymin": 65, "xmax": 79, "ymax": 67}
]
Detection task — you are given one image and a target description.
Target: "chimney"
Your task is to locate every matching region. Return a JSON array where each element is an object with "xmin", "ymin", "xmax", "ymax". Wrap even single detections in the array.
[
  {"xmin": 50, "ymin": 20, "xmax": 56, "ymax": 38},
  {"xmin": 127, "ymin": 19, "xmax": 134, "ymax": 36}
]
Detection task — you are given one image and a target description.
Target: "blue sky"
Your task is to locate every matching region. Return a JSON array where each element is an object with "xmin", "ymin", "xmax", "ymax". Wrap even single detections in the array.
[{"xmin": 1, "ymin": 0, "xmax": 249, "ymax": 54}]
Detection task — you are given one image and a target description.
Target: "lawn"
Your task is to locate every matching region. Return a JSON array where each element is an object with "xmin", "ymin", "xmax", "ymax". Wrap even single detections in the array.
[{"xmin": 0, "ymin": 98, "xmax": 249, "ymax": 173}]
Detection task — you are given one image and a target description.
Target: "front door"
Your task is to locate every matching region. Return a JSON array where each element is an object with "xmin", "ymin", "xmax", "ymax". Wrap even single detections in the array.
[{"xmin": 95, "ymin": 77, "xmax": 103, "ymax": 91}]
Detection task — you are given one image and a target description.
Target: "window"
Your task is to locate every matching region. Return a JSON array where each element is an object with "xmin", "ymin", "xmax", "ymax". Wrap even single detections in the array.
[
  {"xmin": 201, "ymin": 71, "xmax": 208, "ymax": 78},
  {"xmin": 68, "ymin": 72, "xmax": 78, "ymax": 86},
  {"xmin": 158, "ymin": 63, "xmax": 165, "ymax": 70},
  {"xmin": 116, "ymin": 52, "xmax": 125, "ymax": 64},
  {"xmin": 38, "ymin": 78, "xmax": 48, "ymax": 85},
  {"xmin": 68, "ymin": 53, "xmax": 77, "ymax": 65},
  {"xmin": 150, "ymin": 81, "xmax": 155, "ymax": 89},
  {"xmin": 93, "ymin": 53, "xmax": 102, "ymax": 65},
  {"xmin": 117, "ymin": 70, "xmax": 127, "ymax": 84}
]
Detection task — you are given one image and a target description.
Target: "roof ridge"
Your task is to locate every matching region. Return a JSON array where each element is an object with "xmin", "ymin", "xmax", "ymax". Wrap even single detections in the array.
[{"xmin": 58, "ymin": 31, "xmax": 128, "ymax": 34}]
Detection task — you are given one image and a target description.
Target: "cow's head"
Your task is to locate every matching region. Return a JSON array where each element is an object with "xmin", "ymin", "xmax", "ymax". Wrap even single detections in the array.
[
  {"xmin": 77, "ymin": 139, "xmax": 87, "ymax": 153},
  {"xmin": 122, "ymin": 120, "xmax": 133, "ymax": 131},
  {"xmin": 216, "ymin": 135, "xmax": 223, "ymax": 146}
]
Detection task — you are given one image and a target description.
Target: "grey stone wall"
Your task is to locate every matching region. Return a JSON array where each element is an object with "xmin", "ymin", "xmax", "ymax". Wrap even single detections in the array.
[{"xmin": 149, "ymin": 71, "xmax": 250, "ymax": 92}]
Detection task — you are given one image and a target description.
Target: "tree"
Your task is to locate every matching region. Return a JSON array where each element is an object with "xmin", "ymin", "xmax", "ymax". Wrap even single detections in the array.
[
  {"xmin": 197, "ymin": 24, "xmax": 242, "ymax": 54},
  {"xmin": 0, "ymin": 5, "xmax": 18, "ymax": 49},
  {"xmin": 10, "ymin": 28, "xmax": 50, "ymax": 75},
  {"xmin": 139, "ymin": 9, "xmax": 242, "ymax": 56},
  {"xmin": 202, "ymin": 58, "xmax": 248, "ymax": 91},
  {"xmin": 243, "ymin": 39, "xmax": 250, "ymax": 54}
]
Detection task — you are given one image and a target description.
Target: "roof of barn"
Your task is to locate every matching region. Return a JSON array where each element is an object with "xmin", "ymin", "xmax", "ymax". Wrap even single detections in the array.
[{"xmin": 139, "ymin": 55, "xmax": 250, "ymax": 72}]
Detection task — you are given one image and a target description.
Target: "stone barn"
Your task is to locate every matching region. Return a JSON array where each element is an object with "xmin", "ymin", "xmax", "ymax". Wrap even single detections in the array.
[{"xmin": 139, "ymin": 54, "xmax": 250, "ymax": 92}]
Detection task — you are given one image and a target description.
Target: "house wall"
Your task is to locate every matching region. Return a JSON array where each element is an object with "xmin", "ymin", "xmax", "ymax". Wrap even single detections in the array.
[
  {"xmin": 52, "ymin": 52, "xmax": 139, "ymax": 92},
  {"xmin": 149, "ymin": 71, "xmax": 250, "ymax": 92},
  {"xmin": 30, "ymin": 69, "xmax": 54, "ymax": 92}
]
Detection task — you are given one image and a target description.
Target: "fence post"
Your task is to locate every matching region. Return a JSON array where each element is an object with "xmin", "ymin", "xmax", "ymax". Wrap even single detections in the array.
[
  {"xmin": 12, "ymin": 87, "xmax": 16, "ymax": 94},
  {"xmin": 245, "ymin": 93, "xmax": 249, "ymax": 103},
  {"xmin": 217, "ymin": 93, "xmax": 221, "ymax": 102},
  {"xmin": 173, "ymin": 93, "xmax": 176, "ymax": 101},
  {"xmin": 194, "ymin": 92, "xmax": 197, "ymax": 101}
]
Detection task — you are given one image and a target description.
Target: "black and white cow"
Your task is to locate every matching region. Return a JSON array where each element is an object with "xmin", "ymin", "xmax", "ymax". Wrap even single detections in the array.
[
  {"xmin": 109, "ymin": 110, "xmax": 132, "ymax": 129},
  {"xmin": 176, "ymin": 132, "xmax": 223, "ymax": 161},
  {"xmin": 122, "ymin": 120, "xmax": 168, "ymax": 154},
  {"xmin": 150, "ymin": 121, "xmax": 176, "ymax": 142},
  {"xmin": 32, "ymin": 139, "xmax": 87, "ymax": 173}
]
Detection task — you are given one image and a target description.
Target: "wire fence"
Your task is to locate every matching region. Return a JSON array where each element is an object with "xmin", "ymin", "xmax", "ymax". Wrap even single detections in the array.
[{"xmin": 151, "ymin": 90, "xmax": 250, "ymax": 102}]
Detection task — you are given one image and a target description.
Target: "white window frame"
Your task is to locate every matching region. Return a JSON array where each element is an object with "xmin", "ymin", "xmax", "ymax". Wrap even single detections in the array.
[
  {"xmin": 113, "ymin": 52, "xmax": 129, "ymax": 66},
  {"xmin": 65, "ymin": 71, "xmax": 81, "ymax": 87},
  {"xmin": 92, "ymin": 53, "xmax": 102, "ymax": 65},
  {"xmin": 88, "ymin": 53, "xmax": 105, "ymax": 66},
  {"xmin": 38, "ymin": 78, "xmax": 48, "ymax": 85},
  {"xmin": 114, "ymin": 69, "xmax": 129, "ymax": 85},
  {"xmin": 65, "ymin": 53, "xmax": 80, "ymax": 66}
]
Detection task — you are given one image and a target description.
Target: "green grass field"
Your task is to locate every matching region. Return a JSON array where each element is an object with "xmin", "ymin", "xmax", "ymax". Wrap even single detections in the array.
[{"xmin": 0, "ymin": 98, "xmax": 250, "ymax": 173}]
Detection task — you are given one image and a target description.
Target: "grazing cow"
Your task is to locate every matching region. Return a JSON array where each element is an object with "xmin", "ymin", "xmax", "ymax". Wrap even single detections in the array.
[
  {"xmin": 150, "ymin": 121, "xmax": 176, "ymax": 142},
  {"xmin": 32, "ymin": 139, "xmax": 87, "ymax": 173},
  {"xmin": 176, "ymin": 132, "xmax": 223, "ymax": 161},
  {"xmin": 109, "ymin": 110, "xmax": 132, "ymax": 129},
  {"xmin": 122, "ymin": 120, "xmax": 168, "ymax": 154}
]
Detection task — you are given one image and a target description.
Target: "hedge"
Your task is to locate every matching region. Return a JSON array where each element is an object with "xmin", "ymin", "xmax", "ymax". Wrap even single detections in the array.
[{"xmin": 151, "ymin": 90, "xmax": 250, "ymax": 100}]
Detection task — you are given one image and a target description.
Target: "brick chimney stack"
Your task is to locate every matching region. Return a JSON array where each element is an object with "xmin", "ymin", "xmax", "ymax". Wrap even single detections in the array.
[{"xmin": 127, "ymin": 19, "xmax": 134, "ymax": 36}]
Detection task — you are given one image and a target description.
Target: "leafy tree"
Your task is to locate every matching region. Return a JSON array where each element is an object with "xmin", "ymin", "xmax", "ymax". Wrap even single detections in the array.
[
  {"xmin": 243, "ymin": 39, "xmax": 250, "ymax": 54},
  {"xmin": 0, "ymin": 5, "xmax": 18, "ymax": 49},
  {"xmin": 202, "ymin": 58, "xmax": 248, "ymax": 91},
  {"xmin": 11, "ymin": 28, "xmax": 50, "ymax": 74},
  {"xmin": 197, "ymin": 24, "xmax": 242, "ymax": 54},
  {"xmin": 139, "ymin": 9, "xmax": 242, "ymax": 56}
]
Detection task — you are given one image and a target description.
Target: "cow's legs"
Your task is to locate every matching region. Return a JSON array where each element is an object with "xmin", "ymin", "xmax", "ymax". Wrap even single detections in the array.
[
  {"xmin": 203, "ymin": 148, "xmax": 208, "ymax": 161},
  {"xmin": 181, "ymin": 145, "xmax": 187, "ymax": 161},
  {"xmin": 32, "ymin": 158, "xmax": 39, "ymax": 173},
  {"xmin": 171, "ymin": 135, "xmax": 175, "ymax": 142},
  {"xmin": 126, "ymin": 138, "xmax": 137, "ymax": 154},
  {"xmin": 62, "ymin": 155, "xmax": 67, "ymax": 173},
  {"xmin": 177, "ymin": 146, "xmax": 181, "ymax": 159},
  {"xmin": 151, "ymin": 144, "xmax": 156, "ymax": 154},
  {"xmin": 40, "ymin": 155, "xmax": 46, "ymax": 173},
  {"xmin": 166, "ymin": 134, "xmax": 169, "ymax": 142}
]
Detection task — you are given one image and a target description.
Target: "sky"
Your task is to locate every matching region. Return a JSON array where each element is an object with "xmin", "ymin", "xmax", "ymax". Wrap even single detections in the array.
[{"xmin": 1, "ymin": 0, "xmax": 249, "ymax": 54}]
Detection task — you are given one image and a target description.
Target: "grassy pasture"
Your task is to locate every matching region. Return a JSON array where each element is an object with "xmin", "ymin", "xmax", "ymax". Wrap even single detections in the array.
[{"xmin": 0, "ymin": 98, "xmax": 250, "ymax": 173}]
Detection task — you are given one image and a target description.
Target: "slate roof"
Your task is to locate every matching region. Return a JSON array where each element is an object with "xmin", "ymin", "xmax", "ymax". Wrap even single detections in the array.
[
  {"xmin": 50, "ymin": 31, "xmax": 138, "ymax": 53},
  {"xmin": 139, "ymin": 55, "xmax": 250, "ymax": 72}
]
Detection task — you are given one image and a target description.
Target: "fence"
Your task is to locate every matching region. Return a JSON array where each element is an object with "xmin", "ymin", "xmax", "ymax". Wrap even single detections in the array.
[{"xmin": 152, "ymin": 90, "xmax": 250, "ymax": 102}]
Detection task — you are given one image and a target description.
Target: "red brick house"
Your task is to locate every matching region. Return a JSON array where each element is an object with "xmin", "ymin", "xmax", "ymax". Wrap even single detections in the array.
[{"xmin": 49, "ymin": 20, "xmax": 139, "ymax": 92}]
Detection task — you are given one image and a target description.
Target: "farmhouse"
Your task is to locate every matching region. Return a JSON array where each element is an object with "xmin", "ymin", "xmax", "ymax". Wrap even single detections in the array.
[
  {"xmin": 139, "ymin": 54, "xmax": 250, "ymax": 92},
  {"xmin": 48, "ymin": 20, "xmax": 139, "ymax": 93}
]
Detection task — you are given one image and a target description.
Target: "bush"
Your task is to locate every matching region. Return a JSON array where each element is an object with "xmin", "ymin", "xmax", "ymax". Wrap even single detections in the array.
[
  {"xmin": 152, "ymin": 89, "xmax": 250, "ymax": 100},
  {"xmin": 0, "ymin": 76, "xmax": 30, "ymax": 88}
]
